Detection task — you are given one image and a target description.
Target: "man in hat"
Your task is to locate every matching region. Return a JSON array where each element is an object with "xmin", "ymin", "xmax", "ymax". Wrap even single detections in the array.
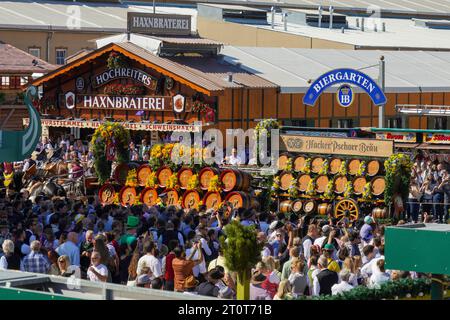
[
  {"xmin": 183, "ymin": 275, "xmax": 199, "ymax": 295},
  {"xmin": 322, "ymin": 243, "xmax": 340, "ymax": 273},
  {"xmin": 313, "ymin": 224, "xmax": 331, "ymax": 248},
  {"xmin": 360, "ymin": 215, "xmax": 375, "ymax": 246},
  {"xmin": 196, "ymin": 266, "xmax": 224, "ymax": 297},
  {"xmin": 119, "ymin": 215, "xmax": 139, "ymax": 246},
  {"xmin": 240, "ymin": 209, "xmax": 256, "ymax": 227}
]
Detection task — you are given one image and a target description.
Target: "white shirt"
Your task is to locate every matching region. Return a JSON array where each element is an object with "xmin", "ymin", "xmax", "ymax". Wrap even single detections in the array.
[
  {"xmin": 186, "ymin": 247, "xmax": 207, "ymax": 277},
  {"xmin": 313, "ymin": 236, "xmax": 326, "ymax": 248},
  {"xmin": 136, "ymin": 254, "xmax": 162, "ymax": 280},
  {"xmin": 0, "ymin": 256, "xmax": 8, "ymax": 270},
  {"xmin": 87, "ymin": 264, "xmax": 108, "ymax": 282},
  {"xmin": 361, "ymin": 255, "xmax": 385, "ymax": 278},
  {"xmin": 331, "ymin": 281, "xmax": 354, "ymax": 295},
  {"xmin": 303, "ymin": 238, "xmax": 313, "ymax": 261},
  {"xmin": 228, "ymin": 155, "xmax": 242, "ymax": 165},
  {"xmin": 368, "ymin": 272, "xmax": 390, "ymax": 289}
]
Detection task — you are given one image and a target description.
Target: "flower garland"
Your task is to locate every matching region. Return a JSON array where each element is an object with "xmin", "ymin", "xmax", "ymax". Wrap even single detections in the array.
[
  {"xmin": 187, "ymin": 174, "xmax": 199, "ymax": 191},
  {"xmin": 288, "ymin": 176, "xmax": 298, "ymax": 199},
  {"xmin": 285, "ymin": 158, "xmax": 293, "ymax": 173},
  {"xmin": 362, "ymin": 182, "xmax": 373, "ymax": 200},
  {"xmin": 145, "ymin": 171, "xmax": 158, "ymax": 188},
  {"xmin": 254, "ymin": 119, "xmax": 280, "ymax": 139},
  {"xmin": 339, "ymin": 160, "xmax": 348, "ymax": 175},
  {"xmin": 208, "ymin": 175, "xmax": 222, "ymax": 192},
  {"xmin": 306, "ymin": 178, "xmax": 316, "ymax": 196},
  {"xmin": 3, "ymin": 172, "xmax": 13, "ymax": 188},
  {"xmin": 107, "ymin": 52, "xmax": 128, "ymax": 69},
  {"xmin": 344, "ymin": 181, "xmax": 354, "ymax": 198},
  {"xmin": 319, "ymin": 159, "xmax": 329, "ymax": 175},
  {"xmin": 90, "ymin": 122, "xmax": 130, "ymax": 184},
  {"xmin": 125, "ymin": 169, "xmax": 138, "ymax": 187},
  {"xmin": 323, "ymin": 179, "xmax": 335, "ymax": 199},
  {"xmin": 357, "ymin": 161, "xmax": 367, "ymax": 176},
  {"xmin": 301, "ymin": 158, "xmax": 312, "ymax": 174},
  {"xmin": 271, "ymin": 176, "xmax": 280, "ymax": 192},
  {"xmin": 103, "ymin": 84, "xmax": 145, "ymax": 96},
  {"xmin": 384, "ymin": 153, "xmax": 413, "ymax": 204},
  {"xmin": 166, "ymin": 173, "xmax": 179, "ymax": 190}
]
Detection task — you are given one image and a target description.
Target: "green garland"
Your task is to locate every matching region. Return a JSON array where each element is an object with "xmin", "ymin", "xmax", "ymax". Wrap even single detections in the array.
[
  {"xmin": 318, "ymin": 159, "xmax": 329, "ymax": 175},
  {"xmin": 288, "ymin": 176, "xmax": 299, "ymax": 199},
  {"xmin": 254, "ymin": 119, "xmax": 280, "ymax": 166},
  {"xmin": 90, "ymin": 122, "xmax": 130, "ymax": 184},
  {"xmin": 294, "ymin": 278, "xmax": 432, "ymax": 300},
  {"xmin": 384, "ymin": 154, "xmax": 413, "ymax": 205}
]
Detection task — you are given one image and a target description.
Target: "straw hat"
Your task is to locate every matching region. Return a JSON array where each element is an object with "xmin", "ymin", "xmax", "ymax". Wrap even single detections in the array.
[{"xmin": 184, "ymin": 275, "xmax": 199, "ymax": 289}]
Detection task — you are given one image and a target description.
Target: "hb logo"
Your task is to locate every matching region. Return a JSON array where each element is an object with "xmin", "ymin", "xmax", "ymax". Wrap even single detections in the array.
[{"xmin": 337, "ymin": 84, "xmax": 353, "ymax": 108}]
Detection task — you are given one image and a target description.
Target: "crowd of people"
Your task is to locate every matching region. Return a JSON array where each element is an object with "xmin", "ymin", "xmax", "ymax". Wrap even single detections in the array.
[{"xmin": 0, "ymin": 187, "xmax": 435, "ymax": 300}]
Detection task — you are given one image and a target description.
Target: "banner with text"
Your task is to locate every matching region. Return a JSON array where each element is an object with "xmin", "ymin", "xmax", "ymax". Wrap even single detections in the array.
[{"xmin": 423, "ymin": 133, "xmax": 450, "ymax": 144}]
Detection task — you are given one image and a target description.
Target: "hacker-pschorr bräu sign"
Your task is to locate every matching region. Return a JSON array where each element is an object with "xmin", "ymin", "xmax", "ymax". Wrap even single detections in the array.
[{"xmin": 127, "ymin": 12, "xmax": 191, "ymax": 36}]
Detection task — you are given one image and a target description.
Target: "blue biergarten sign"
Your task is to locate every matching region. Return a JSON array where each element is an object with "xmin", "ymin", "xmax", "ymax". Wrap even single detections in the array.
[{"xmin": 303, "ymin": 68, "xmax": 387, "ymax": 107}]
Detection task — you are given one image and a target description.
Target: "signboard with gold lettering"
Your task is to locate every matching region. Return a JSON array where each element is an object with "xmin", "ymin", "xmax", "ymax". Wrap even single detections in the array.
[
  {"xmin": 280, "ymin": 135, "xmax": 393, "ymax": 158},
  {"xmin": 423, "ymin": 133, "xmax": 450, "ymax": 144},
  {"xmin": 127, "ymin": 12, "xmax": 191, "ymax": 36},
  {"xmin": 376, "ymin": 132, "xmax": 417, "ymax": 143}
]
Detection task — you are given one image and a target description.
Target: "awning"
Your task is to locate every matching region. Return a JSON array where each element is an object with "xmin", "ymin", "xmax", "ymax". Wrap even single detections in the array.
[
  {"xmin": 23, "ymin": 118, "xmax": 201, "ymax": 133},
  {"xmin": 416, "ymin": 143, "xmax": 450, "ymax": 150},
  {"xmin": 394, "ymin": 142, "xmax": 419, "ymax": 149}
]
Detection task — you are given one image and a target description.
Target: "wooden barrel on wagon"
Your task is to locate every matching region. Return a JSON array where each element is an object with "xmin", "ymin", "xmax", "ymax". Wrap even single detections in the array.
[
  {"xmin": 277, "ymin": 153, "xmax": 290, "ymax": 171},
  {"xmin": 279, "ymin": 172, "xmax": 294, "ymax": 191},
  {"xmin": 166, "ymin": 189, "xmax": 179, "ymax": 207},
  {"xmin": 367, "ymin": 160, "xmax": 381, "ymax": 177},
  {"xmin": 203, "ymin": 191, "xmax": 222, "ymax": 211},
  {"xmin": 292, "ymin": 199, "xmax": 303, "ymax": 214},
  {"xmin": 182, "ymin": 190, "xmax": 201, "ymax": 209},
  {"xmin": 198, "ymin": 167, "xmax": 220, "ymax": 191},
  {"xmin": 311, "ymin": 157, "xmax": 324, "ymax": 174},
  {"xmin": 156, "ymin": 166, "xmax": 173, "ymax": 188},
  {"xmin": 353, "ymin": 176, "xmax": 367, "ymax": 195},
  {"xmin": 297, "ymin": 174, "xmax": 312, "ymax": 192},
  {"xmin": 293, "ymin": 155, "xmax": 306, "ymax": 172},
  {"xmin": 177, "ymin": 167, "xmax": 194, "ymax": 190},
  {"xmin": 136, "ymin": 164, "xmax": 152, "ymax": 187},
  {"xmin": 280, "ymin": 200, "xmax": 293, "ymax": 213},
  {"xmin": 317, "ymin": 203, "xmax": 332, "ymax": 215},
  {"xmin": 372, "ymin": 207, "xmax": 388, "ymax": 219},
  {"xmin": 303, "ymin": 200, "xmax": 317, "ymax": 215},
  {"xmin": 348, "ymin": 159, "xmax": 361, "ymax": 176},
  {"xmin": 119, "ymin": 186, "xmax": 137, "ymax": 206},
  {"xmin": 220, "ymin": 168, "xmax": 252, "ymax": 192},
  {"xmin": 334, "ymin": 175, "xmax": 348, "ymax": 194},
  {"xmin": 315, "ymin": 175, "xmax": 329, "ymax": 193},
  {"xmin": 113, "ymin": 162, "xmax": 140, "ymax": 185},
  {"xmin": 329, "ymin": 158, "xmax": 342, "ymax": 175},
  {"xmin": 140, "ymin": 187, "xmax": 158, "ymax": 207},
  {"xmin": 371, "ymin": 176, "xmax": 386, "ymax": 196},
  {"xmin": 224, "ymin": 191, "xmax": 258, "ymax": 210},
  {"xmin": 98, "ymin": 183, "xmax": 118, "ymax": 205}
]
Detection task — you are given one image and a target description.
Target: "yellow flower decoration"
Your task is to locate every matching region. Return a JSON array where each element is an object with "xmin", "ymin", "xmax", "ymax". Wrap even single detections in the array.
[
  {"xmin": 208, "ymin": 175, "xmax": 222, "ymax": 192},
  {"xmin": 187, "ymin": 174, "xmax": 199, "ymax": 190},
  {"xmin": 145, "ymin": 171, "xmax": 158, "ymax": 188},
  {"xmin": 166, "ymin": 173, "xmax": 179, "ymax": 189}
]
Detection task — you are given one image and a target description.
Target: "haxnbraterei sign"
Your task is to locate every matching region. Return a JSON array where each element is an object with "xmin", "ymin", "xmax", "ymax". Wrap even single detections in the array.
[
  {"xmin": 127, "ymin": 12, "xmax": 191, "ymax": 36},
  {"xmin": 280, "ymin": 135, "xmax": 393, "ymax": 158}
]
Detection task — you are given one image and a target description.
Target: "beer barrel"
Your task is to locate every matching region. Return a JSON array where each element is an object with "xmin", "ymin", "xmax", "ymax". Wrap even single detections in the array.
[
  {"xmin": 198, "ymin": 167, "xmax": 220, "ymax": 191},
  {"xmin": 156, "ymin": 166, "xmax": 173, "ymax": 188},
  {"xmin": 140, "ymin": 187, "xmax": 158, "ymax": 207},
  {"xmin": 348, "ymin": 159, "xmax": 361, "ymax": 175},
  {"xmin": 182, "ymin": 190, "xmax": 201, "ymax": 209},
  {"xmin": 353, "ymin": 176, "xmax": 367, "ymax": 195},
  {"xmin": 303, "ymin": 200, "xmax": 317, "ymax": 215},
  {"xmin": 277, "ymin": 153, "xmax": 290, "ymax": 171},
  {"xmin": 220, "ymin": 168, "xmax": 252, "ymax": 192},
  {"xmin": 279, "ymin": 172, "xmax": 294, "ymax": 191},
  {"xmin": 367, "ymin": 160, "xmax": 380, "ymax": 177},
  {"xmin": 315, "ymin": 175, "xmax": 329, "ymax": 193},
  {"xmin": 292, "ymin": 199, "xmax": 303, "ymax": 214},
  {"xmin": 334, "ymin": 175, "xmax": 348, "ymax": 194},
  {"xmin": 203, "ymin": 191, "xmax": 222, "ymax": 211},
  {"xmin": 113, "ymin": 162, "xmax": 140, "ymax": 185},
  {"xmin": 317, "ymin": 203, "xmax": 332, "ymax": 215},
  {"xmin": 98, "ymin": 183, "xmax": 117, "ymax": 205},
  {"xmin": 224, "ymin": 191, "xmax": 258, "ymax": 210},
  {"xmin": 293, "ymin": 155, "xmax": 306, "ymax": 172},
  {"xmin": 329, "ymin": 158, "xmax": 342, "ymax": 175},
  {"xmin": 371, "ymin": 176, "xmax": 386, "ymax": 196},
  {"xmin": 372, "ymin": 207, "xmax": 388, "ymax": 219},
  {"xmin": 166, "ymin": 189, "xmax": 179, "ymax": 207},
  {"xmin": 177, "ymin": 167, "xmax": 194, "ymax": 190},
  {"xmin": 136, "ymin": 164, "xmax": 152, "ymax": 187},
  {"xmin": 119, "ymin": 186, "xmax": 137, "ymax": 206},
  {"xmin": 297, "ymin": 174, "xmax": 312, "ymax": 192},
  {"xmin": 311, "ymin": 157, "xmax": 324, "ymax": 174},
  {"xmin": 280, "ymin": 200, "xmax": 293, "ymax": 213}
]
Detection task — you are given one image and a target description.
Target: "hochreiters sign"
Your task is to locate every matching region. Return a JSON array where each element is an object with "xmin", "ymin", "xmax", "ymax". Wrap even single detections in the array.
[{"xmin": 127, "ymin": 12, "xmax": 191, "ymax": 36}]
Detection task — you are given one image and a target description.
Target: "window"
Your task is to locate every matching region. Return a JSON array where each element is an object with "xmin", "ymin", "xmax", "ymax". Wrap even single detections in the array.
[
  {"xmin": 429, "ymin": 117, "xmax": 448, "ymax": 130},
  {"xmin": 20, "ymin": 77, "xmax": 29, "ymax": 86},
  {"xmin": 55, "ymin": 48, "xmax": 67, "ymax": 65},
  {"xmin": 28, "ymin": 47, "xmax": 41, "ymax": 58},
  {"xmin": 283, "ymin": 119, "xmax": 308, "ymax": 127},
  {"xmin": 387, "ymin": 118, "xmax": 402, "ymax": 128},
  {"xmin": 337, "ymin": 119, "xmax": 354, "ymax": 128},
  {"xmin": 1, "ymin": 76, "xmax": 10, "ymax": 89}
]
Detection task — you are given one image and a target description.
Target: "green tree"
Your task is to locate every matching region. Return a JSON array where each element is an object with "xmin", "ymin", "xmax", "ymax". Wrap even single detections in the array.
[{"xmin": 220, "ymin": 220, "xmax": 263, "ymax": 300}]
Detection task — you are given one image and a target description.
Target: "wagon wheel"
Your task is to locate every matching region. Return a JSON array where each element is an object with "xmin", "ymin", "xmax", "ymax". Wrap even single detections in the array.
[{"xmin": 334, "ymin": 198, "xmax": 359, "ymax": 221}]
